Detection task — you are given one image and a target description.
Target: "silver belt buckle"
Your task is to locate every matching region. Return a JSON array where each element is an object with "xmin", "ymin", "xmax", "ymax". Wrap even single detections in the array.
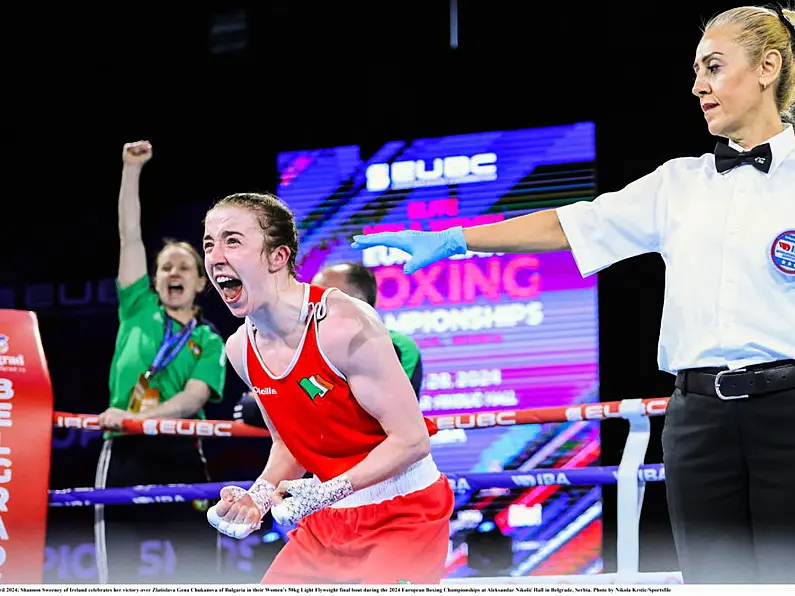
[{"xmin": 714, "ymin": 368, "xmax": 749, "ymax": 400}]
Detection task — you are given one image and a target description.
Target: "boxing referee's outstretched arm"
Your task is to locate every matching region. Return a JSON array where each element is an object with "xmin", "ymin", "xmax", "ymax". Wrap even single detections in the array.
[
  {"xmin": 352, "ymin": 170, "xmax": 665, "ymax": 275},
  {"xmin": 460, "ymin": 209, "xmax": 570, "ymax": 254},
  {"xmin": 117, "ymin": 141, "xmax": 152, "ymax": 289},
  {"xmin": 351, "ymin": 209, "xmax": 569, "ymax": 275}
]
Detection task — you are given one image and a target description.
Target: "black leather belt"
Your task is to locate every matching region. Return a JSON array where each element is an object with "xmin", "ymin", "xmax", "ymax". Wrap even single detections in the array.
[{"xmin": 675, "ymin": 360, "xmax": 795, "ymax": 400}]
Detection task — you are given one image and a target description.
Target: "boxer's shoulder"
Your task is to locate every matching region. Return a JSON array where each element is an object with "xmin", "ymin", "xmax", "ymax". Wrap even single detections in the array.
[
  {"xmin": 224, "ymin": 324, "xmax": 248, "ymax": 376},
  {"xmin": 322, "ymin": 292, "xmax": 383, "ymax": 337},
  {"xmin": 318, "ymin": 292, "xmax": 387, "ymax": 363},
  {"xmin": 225, "ymin": 324, "xmax": 247, "ymax": 352}
]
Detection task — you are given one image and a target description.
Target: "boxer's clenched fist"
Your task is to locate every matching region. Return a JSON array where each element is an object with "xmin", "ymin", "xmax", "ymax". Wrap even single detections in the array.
[
  {"xmin": 207, "ymin": 480, "xmax": 275, "ymax": 539},
  {"xmin": 270, "ymin": 474, "xmax": 354, "ymax": 526}
]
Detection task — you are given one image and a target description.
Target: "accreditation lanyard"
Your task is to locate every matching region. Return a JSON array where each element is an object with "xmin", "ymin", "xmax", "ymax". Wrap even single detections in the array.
[{"xmin": 144, "ymin": 315, "xmax": 197, "ymax": 380}]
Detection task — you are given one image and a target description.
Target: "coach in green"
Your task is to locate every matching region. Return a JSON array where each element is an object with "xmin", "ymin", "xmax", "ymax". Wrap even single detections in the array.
[{"xmin": 95, "ymin": 141, "xmax": 227, "ymax": 584}]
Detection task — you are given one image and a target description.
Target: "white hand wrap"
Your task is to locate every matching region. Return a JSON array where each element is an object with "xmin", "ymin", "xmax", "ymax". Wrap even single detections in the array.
[
  {"xmin": 206, "ymin": 479, "xmax": 275, "ymax": 539},
  {"xmin": 271, "ymin": 474, "xmax": 354, "ymax": 526}
]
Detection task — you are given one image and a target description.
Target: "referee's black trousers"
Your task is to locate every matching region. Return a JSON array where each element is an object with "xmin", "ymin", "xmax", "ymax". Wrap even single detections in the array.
[{"xmin": 663, "ymin": 385, "xmax": 795, "ymax": 584}]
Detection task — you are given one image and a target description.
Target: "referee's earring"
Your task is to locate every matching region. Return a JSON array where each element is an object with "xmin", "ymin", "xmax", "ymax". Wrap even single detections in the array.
[{"xmin": 760, "ymin": 79, "xmax": 770, "ymax": 90}]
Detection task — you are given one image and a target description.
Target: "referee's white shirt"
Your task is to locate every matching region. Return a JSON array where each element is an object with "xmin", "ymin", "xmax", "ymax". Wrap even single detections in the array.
[{"xmin": 556, "ymin": 124, "xmax": 795, "ymax": 374}]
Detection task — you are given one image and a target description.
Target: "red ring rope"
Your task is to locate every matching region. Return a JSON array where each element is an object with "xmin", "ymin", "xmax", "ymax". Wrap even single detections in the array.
[{"xmin": 52, "ymin": 396, "xmax": 669, "ymax": 438}]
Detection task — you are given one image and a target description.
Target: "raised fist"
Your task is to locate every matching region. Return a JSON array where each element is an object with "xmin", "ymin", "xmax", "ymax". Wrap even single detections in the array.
[{"xmin": 122, "ymin": 140, "xmax": 153, "ymax": 166}]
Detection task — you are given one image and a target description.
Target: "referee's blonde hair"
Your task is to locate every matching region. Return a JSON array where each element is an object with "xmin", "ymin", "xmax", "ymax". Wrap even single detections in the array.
[{"xmin": 706, "ymin": 5, "xmax": 795, "ymax": 123}]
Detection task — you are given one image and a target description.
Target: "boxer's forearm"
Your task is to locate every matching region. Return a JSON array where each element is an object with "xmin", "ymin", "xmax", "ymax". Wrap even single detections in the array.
[
  {"xmin": 258, "ymin": 440, "xmax": 306, "ymax": 486},
  {"xmin": 343, "ymin": 434, "xmax": 430, "ymax": 492}
]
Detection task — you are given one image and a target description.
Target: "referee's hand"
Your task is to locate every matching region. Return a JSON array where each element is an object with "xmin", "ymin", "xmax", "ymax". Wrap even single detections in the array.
[{"xmin": 233, "ymin": 391, "xmax": 267, "ymax": 429}]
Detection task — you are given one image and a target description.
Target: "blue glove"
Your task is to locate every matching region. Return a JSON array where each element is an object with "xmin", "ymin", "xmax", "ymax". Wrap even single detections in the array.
[{"xmin": 351, "ymin": 227, "xmax": 468, "ymax": 274}]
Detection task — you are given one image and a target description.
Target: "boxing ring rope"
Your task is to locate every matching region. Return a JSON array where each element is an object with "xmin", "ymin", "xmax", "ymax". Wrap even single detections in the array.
[
  {"xmin": 53, "ymin": 396, "xmax": 670, "ymax": 435},
  {"xmin": 51, "ymin": 396, "xmax": 678, "ymax": 584},
  {"xmin": 48, "ymin": 464, "xmax": 667, "ymax": 506}
]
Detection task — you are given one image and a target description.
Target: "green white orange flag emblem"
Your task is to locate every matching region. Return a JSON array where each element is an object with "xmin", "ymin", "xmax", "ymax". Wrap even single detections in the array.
[{"xmin": 299, "ymin": 374, "xmax": 333, "ymax": 401}]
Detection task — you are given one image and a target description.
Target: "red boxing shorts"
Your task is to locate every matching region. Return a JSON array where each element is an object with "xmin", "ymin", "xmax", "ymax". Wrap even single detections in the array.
[{"xmin": 262, "ymin": 456, "xmax": 454, "ymax": 584}]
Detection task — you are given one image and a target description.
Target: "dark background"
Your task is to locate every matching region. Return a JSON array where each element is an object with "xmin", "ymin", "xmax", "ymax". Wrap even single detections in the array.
[{"xmin": 1, "ymin": 0, "xmax": 742, "ymax": 580}]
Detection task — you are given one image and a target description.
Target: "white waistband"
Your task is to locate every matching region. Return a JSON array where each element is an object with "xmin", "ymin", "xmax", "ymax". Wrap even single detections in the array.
[{"xmin": 330, "ymin": 454, "xmax": 440, "ymax": 508}]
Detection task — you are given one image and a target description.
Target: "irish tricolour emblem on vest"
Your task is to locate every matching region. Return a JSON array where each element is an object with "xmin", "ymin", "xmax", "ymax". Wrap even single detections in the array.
[{"xmin": 299, "ymin": 374, "xmax": 334, "ymax": 401}]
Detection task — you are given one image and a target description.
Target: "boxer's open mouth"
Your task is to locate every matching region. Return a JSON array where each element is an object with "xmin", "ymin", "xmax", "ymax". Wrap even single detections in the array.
[{"xmin": 216, "ymin": 275, "xmax": 243, "ymax": 303}]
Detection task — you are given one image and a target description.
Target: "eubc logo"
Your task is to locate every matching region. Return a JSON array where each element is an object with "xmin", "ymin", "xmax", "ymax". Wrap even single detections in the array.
[{"xmin": 365, "ymin": 153, "xmax": 498, "ymax": 192}]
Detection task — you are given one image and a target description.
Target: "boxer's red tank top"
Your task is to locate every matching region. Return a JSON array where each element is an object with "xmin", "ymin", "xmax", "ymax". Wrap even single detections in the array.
[{"xmin": 243, "ymin": 284, "xmax": 434, "ymax": 482}]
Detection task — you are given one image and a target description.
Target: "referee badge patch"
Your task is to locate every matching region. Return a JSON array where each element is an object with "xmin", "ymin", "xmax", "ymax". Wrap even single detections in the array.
[{"xmin": 771, "ymin": 230, "xmax": 795, "ymax": 275}]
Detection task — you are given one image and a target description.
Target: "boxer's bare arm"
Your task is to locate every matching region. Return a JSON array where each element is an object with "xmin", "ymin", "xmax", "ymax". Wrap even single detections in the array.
[
  {"xmin": 256, "ymin": 411, "xmax": 306, "ymax": 486},
  {"xmin": 318, "ymin": 293, "xmax": 431, "ymax": 492},
  {"xmin": 117, "ymin": 141, "xmax": 152, "ymax": 288},
  {"xmin": 226, "ymin": 327, "xmax": 306, "ymax": 485}
]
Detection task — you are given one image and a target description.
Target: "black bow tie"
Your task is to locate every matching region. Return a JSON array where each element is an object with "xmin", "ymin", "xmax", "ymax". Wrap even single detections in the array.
[{"xmin": 714, "ymin": 142, "xmax": 772, "ymax": 174}]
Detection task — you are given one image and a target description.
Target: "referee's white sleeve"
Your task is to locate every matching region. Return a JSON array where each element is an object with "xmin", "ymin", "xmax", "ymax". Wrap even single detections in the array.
[{"xmin": 556, "ymin": 164, "xmax": 667, "ymax": 277}]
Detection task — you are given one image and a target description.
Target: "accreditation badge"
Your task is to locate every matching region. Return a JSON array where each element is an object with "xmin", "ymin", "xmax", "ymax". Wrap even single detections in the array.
[{"xmin": 128, "ymin": 373, "xmax": 161, "ymax": 413}]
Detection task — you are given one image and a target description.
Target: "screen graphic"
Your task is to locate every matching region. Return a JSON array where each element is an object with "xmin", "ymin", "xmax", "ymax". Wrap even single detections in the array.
[{"xmin": 277, "ymin": 123, "xmax": 600, "ymax": 578}]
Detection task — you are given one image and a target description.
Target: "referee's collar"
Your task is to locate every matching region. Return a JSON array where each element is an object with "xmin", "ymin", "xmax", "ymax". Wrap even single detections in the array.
[{"xmin": 727, "ymin": 123, "xmax": 795, "ymax": 175}]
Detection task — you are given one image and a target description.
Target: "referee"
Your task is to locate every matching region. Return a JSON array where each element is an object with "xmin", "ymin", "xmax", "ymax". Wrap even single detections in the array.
[{"xmin": 352, "ymin": 4, "xmax": 795, "ymax": 584}]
